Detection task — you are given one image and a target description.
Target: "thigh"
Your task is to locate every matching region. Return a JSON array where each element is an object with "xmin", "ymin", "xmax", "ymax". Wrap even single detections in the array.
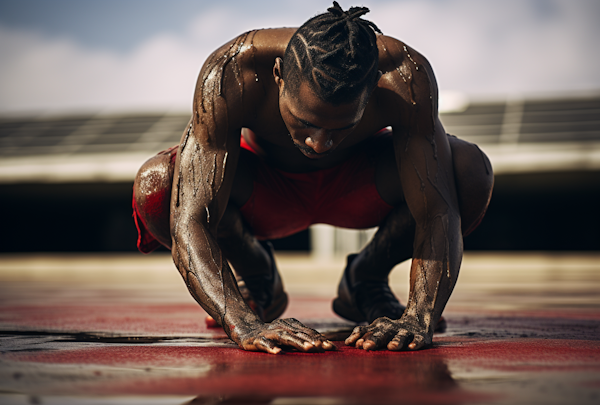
[{"xmin": 448, "ymin": 135, "xmax": 494, "ymax": 234}]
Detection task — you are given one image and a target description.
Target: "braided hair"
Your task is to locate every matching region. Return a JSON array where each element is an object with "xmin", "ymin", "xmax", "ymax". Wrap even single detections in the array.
[{"xmin": 282, "ymin": 1, "xmax": 382, "ymax": 105}]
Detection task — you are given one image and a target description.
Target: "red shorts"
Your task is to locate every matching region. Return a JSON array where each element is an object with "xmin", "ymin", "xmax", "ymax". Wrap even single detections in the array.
[
  {"xmin": 133, "ymin": 132, "xmax": 394, "ymax": 252},
  {"xmin": 239, "ymin": 136, "xmax": 393, "ymax": 240}
]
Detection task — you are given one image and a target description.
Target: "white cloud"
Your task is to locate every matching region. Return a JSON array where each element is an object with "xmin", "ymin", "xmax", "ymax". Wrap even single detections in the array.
[
  {"xmin": 0, "ymin": 2, "xmax": 318, "ymax": 115},
  {"xmin": 369, "ymin": 0, "xmax": 600, "ymax": 97},
  {"xmin": 0, "ymin": 25, "xmax": 203, "ymax": 115},
  {"xmin": 0, "ymin": 0, "xmax": 598, "ymax": 115}
]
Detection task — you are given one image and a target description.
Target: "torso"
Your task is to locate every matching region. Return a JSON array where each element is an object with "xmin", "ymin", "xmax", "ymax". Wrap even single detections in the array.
[{"xmin": 204, "ymin": 28, "xmax": 424, "ymax": 173}]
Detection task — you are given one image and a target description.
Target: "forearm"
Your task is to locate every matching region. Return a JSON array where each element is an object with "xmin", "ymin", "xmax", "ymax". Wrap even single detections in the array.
[
  {"xmin": 172, "ymin": 222, "xmax": 262, "ymax": 342},
  {"xmin": 403, "ymin": 211, "xmax": 463, "ymax": 334}
]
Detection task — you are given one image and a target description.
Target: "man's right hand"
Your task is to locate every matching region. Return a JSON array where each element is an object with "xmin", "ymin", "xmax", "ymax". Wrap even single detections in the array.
[{"xmin": 235, "ymin": 318, "xmax": 336, "ymax": 354}]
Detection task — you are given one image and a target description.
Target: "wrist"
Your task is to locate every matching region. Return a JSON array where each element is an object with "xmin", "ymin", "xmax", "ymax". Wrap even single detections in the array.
[
  {"xmin": 400, "ymin": 307, "xmax": 435, "ymax": 334},
  {"xmin": 222, "ymin": 311, "xmax": 263, "ymax": 343}
]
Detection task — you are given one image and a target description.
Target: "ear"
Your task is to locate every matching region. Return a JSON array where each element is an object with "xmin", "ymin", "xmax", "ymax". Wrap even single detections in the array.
[{"xmin": 273, "ymin": 57, "xmax": 285, "ymax": 94}]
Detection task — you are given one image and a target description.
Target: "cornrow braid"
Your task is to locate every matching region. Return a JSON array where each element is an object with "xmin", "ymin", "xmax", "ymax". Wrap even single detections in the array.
[{"xmin": 282, "ymin": 1, "xmax": 381, "ymax": 105}]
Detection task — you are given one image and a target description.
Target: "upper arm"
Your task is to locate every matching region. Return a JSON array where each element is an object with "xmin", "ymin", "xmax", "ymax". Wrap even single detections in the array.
[
  {"xmin": 171, "ymin": 33, "xmax": 254, "ymax": 238},
  {"xmin": 382, "ymin": 38, "xmax": 459, "ymax": 226}
]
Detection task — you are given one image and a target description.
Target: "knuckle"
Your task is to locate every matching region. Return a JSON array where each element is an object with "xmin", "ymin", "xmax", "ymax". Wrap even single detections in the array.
[
  {"xmin": 396, "ymin": 328, "xmax": 411, "ymax": 336},
  {"xmin": 372, "ymin": 330, "xmax": 385, "ymax": 339},
  {"xmin": 296, "ymin": 331, "xmax": 311, "ymax": 340},
  {"xmin": 369, "ymin": 336, "xmax": 381, "ymax": 345}
]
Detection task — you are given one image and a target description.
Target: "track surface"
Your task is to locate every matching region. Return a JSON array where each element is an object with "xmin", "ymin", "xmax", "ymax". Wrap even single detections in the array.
[{"xmin": 1, "ymin": 252, "xmax": 599, "ymax": 405}]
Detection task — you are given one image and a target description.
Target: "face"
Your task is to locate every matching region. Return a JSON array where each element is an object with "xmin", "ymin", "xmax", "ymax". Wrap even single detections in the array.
[{"xmin": 275, "ymin": 62, "xmax": 368, "ymax": 159}]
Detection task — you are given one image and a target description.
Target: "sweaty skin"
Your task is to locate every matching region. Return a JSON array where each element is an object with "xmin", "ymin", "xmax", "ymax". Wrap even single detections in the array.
[{"xmin": 170, "ymin": 28, "xmax": 469, "ymax": 353}]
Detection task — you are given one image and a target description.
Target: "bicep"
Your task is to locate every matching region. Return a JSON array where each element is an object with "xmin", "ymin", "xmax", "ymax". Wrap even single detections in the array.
[{"xmin": 171, "ymin": 37, "xmax": 247, "ymax": 236}]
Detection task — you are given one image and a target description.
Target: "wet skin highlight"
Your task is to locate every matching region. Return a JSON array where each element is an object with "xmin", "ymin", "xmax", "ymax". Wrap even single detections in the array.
[{"xmin": 133, "ymin": 26, "xmax": 494, "ymax": 354}]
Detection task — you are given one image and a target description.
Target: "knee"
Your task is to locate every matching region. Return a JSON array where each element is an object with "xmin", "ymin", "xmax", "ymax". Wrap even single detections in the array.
[
  {"xmin": 133, "ymin": 153, "xmax": 176, "ymax": 248},
  {"xmin": 449, "ymin": 137, "xmax": 494, "ymax": 234},
  {"xmin": 450, "ymin": 137, "xmax": 494, "ymax": 199},
  {"xmin": 134, "ymin": 155, "xmax": 174, "ymax": 207}
]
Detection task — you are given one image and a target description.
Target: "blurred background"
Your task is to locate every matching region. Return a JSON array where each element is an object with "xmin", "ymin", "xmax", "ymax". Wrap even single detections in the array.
[{"xmin": 0, "ymin": 0, "xmax": 599, "ymax": 255}]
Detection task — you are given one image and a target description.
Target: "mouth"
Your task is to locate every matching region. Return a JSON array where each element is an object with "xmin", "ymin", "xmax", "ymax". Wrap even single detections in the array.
[
  {"xmin": 289, "ymin": 134, "xmax": 332, "ymax": 159},
  {"xmin": 294, "ymin": 142, "xmax": 331, "ymax": 159}
]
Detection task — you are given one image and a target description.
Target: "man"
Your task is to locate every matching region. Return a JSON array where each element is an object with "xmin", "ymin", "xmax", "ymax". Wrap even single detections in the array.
[{"xmin": 133, "ymin": 2, "xmax": 493, "ymax": 354}]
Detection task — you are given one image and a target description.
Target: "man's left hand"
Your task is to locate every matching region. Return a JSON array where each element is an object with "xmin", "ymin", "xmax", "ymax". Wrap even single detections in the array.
[{"xmin": 345, "ymin": 316, "xmax": 432, "ymax": 351}]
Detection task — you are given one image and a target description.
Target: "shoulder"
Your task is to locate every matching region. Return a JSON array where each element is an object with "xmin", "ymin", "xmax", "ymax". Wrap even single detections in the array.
[
  {"xmin": 201, "ymin": 28, "xmax": 296, "ymax": 74},
  {"xmin": 373, "ymin": 35, "xmax": 439, "ymax": 125},
  {"xmin": 376, "ymin": 35, "xmax": 438, "ymax": 99},
  {"xmin": 251, "ymin": 28, "xmax": 297, "ymax": 58},
  {"xmin": 191, "ymin": 29, "xmax": 291, "ymax": 129},
  {"xmin": 376, "ymin": 35, "xmax": 432, "ymax": 71}
]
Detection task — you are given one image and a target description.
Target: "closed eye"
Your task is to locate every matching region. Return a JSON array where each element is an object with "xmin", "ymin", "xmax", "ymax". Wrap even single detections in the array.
[{"xmin": 298, "ymin": 118, "xmax": 319, "ymax": 129}]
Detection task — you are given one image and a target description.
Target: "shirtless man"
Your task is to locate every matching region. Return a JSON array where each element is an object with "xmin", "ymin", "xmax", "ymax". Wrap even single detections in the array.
[{"xmin": 133, "ymin": 2, "xmax": 493, "ymax": 354}]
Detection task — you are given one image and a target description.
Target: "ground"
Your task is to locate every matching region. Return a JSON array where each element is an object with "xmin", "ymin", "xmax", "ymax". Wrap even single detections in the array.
[{"xmin": 0, "ymin": 251, "xmax": 599, "ymax": 405}]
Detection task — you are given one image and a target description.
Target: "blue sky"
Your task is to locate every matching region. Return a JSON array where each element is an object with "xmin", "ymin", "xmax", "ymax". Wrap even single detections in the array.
[{"xmin": 1, "ymin": 0, "xmax": 599, "ymax": 115}]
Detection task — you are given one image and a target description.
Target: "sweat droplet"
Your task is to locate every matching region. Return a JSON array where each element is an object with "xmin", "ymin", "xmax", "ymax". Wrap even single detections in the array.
[
  {"xmin": 404, "ymin": 45, "xmax": 419, "ymax": 70},
  {"xmin": 383, "ymin": 37, "xmax": 417, "ymax": 106}
]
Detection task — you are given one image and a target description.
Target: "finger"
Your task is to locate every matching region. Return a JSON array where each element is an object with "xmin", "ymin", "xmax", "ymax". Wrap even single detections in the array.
[
  {"xmin": 322, "ymin": 340, "xmax": 337, "ymax": 350},
  {"xmin": 295, "ymin": 331, "xmax": 324, "ymax": 349},
  {"xmin": 299, "ymin": 332, "xmax": 336, "ymax": 350},
  {"xmin": 358, "ymin": 331, "xmax": 376, "ymax": 350},
  {"xmin": 388, "ymin": 330, "xmax": 411, "ymax": 351},
  {"xmin": 277, "ymin": 319, "xmax": 334, "ymax": 350},
  {"xmin": 345, "ymin": 325, "xmax": 367, "ymax": 345},
  {"xmin": 311, "ymin": 332, "xmax": 336, "ymax": 350},
  {"xmin": 280, "ymin": 318, "xmax": 321, "ymax": 335},
  {"xmin": 363, "ymin": 329, "xmax": 395, "ymax": 351},
  {"xmin": 253, "ymin": 336, "xmax": 282, "ymax": 355},
  {"xmin": 408, "ymin": 334, "xmax": 427, "ymax": 350},
  {"xmin": 270, "ymin": 330, "xmax": 321, "ymax": 352}
]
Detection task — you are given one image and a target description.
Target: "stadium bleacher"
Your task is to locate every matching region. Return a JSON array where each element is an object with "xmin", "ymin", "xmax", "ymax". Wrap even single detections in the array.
[{"xmin": 1, "ymin": 94, "xmax": 599, "ymax": 251}]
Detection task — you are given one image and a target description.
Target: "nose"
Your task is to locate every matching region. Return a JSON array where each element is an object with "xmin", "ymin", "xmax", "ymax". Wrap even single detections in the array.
[{"xmin": 305, "ymin": 131, "xmax": 333, "ymax": 154}]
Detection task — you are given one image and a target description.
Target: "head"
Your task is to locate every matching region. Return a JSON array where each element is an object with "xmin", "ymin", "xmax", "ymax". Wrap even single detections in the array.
[{"xmin": 273, "ymin": 2, "xmax": 382, "ymax": 159}]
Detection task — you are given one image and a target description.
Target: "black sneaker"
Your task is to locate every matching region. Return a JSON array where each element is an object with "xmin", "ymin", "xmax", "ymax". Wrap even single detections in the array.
[
  {"xmin": 236, "ymin": 241, "xmax": 288, "ymax": 322},
  {"xmin": 333, "ymin": 254, "xmax": 405, "ymax": 323}
]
